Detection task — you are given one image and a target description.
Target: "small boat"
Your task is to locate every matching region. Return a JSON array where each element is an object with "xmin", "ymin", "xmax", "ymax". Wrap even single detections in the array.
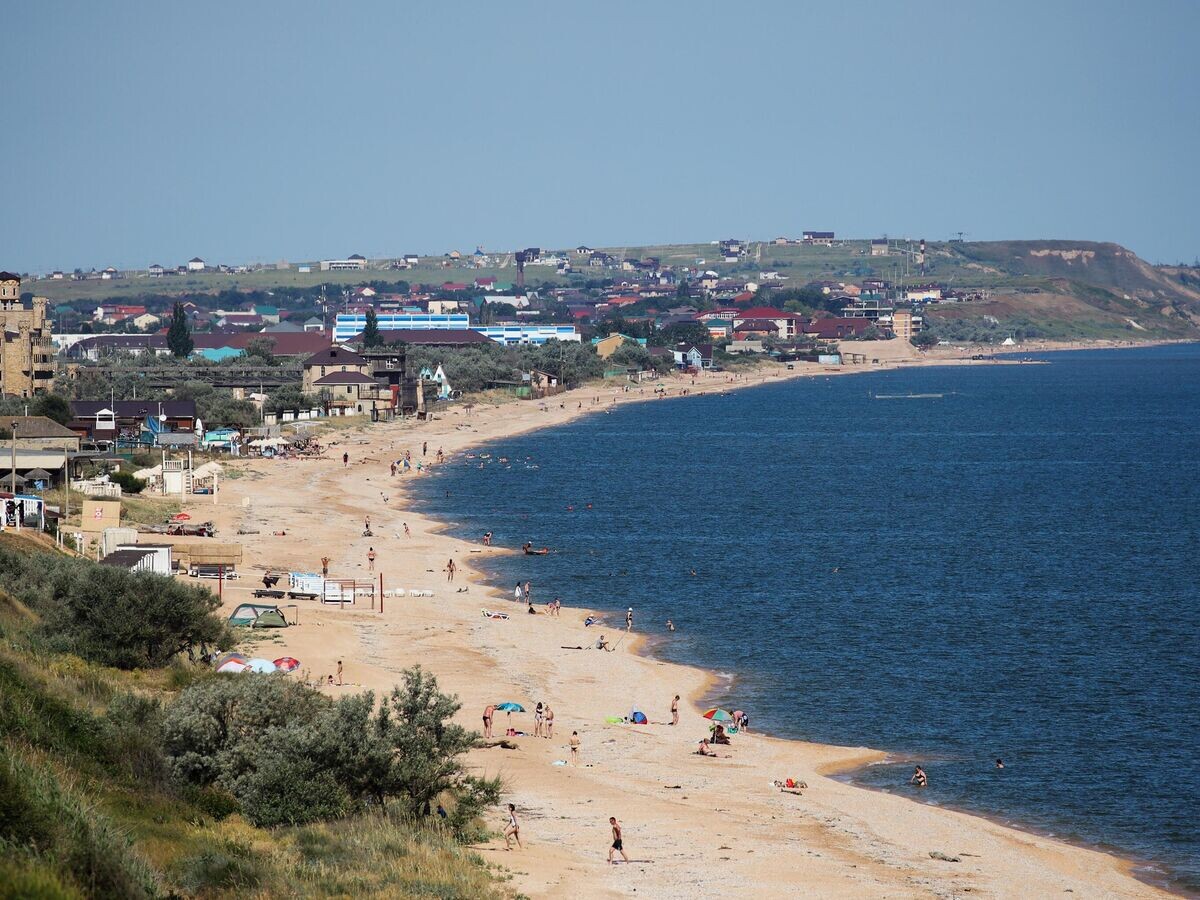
[{"xmin": 872, "ymin": 392, "xmax": 944, "ymax": 400}]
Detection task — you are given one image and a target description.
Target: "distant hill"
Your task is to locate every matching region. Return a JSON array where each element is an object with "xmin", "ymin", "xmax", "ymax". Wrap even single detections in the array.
[{"xmin": 22, "ymin": 237, "xmax": 1200, "ymax": 341}]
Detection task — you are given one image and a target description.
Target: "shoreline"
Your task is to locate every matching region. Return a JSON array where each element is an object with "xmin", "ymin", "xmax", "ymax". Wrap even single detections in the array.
[
  {"xmin": 404, "ymin": 355, "xmax": 1187, "ymax": 897},
  {"xmin": 202, "ymin": 341, "xmax": 1182, "ymax": 898}
]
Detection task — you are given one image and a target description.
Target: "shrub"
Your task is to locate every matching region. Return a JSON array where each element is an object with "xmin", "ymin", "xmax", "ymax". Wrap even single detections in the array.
[
  {"xmin": 103, "ymin": 692, "xmax": 167, "ymax": 784},
  {"xmin": 109, "ymin": 471, "xmax": 146, "ymax": 495},
  {"xmin": 0, "ymin": 547, "xmax": 232, "ymax": 669}
]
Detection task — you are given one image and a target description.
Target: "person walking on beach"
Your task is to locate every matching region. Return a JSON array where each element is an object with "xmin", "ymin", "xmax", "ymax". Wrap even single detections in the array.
[
  {"xmin": 390, "ymin": 461, "xmax": 397, "ymax": 476},
  {"xmin": 422, "ymin": 441, "xmax": 428, "ymax": 457},
  {"xmin": 504, "ymin": 804, "xmax": 521, "ymax": 850},
  {"xmin": 670, "ymin": 695, "xmax": 680, "ymax": 726},
  {"xmin": 514, "ymin": 582, "xmax": 523, "ymax": 604},
  {"xmin": 342, "ymin": 451, "xmax": 349, "ymax": 468},
  {"xmin": 483, "ymin": 704, "xmax": 495, "ymax": 739},
  {"xmin": 608, "ymin": 817, "xmax": 629, "ymax": 865},
  {"xmin": 321, "ymin": 556, "xmax": 330, "ymax": 577},
  {"xmin": 444, "ymin": 558, "xmax": 456, "ymax": 582},
  {"xmin": 367, "ymin": 547, "xmax": 376, "ymax": 571},
  {"xmin": 404, "ymin": 522, "xmax": 411, "ymax": 537},
  {"xmin": 626, "ymin": 607, "xmax": 634, "ymax": 631},
  {"xmin": 569, "ymin": 730, "xmax": 580, "ymax": 765}
]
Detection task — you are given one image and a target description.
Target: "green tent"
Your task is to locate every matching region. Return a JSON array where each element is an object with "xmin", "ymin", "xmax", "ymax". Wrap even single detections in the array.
[{"xmin": 229, "ymin": 603, "xmax": 289, "ymax": 628}]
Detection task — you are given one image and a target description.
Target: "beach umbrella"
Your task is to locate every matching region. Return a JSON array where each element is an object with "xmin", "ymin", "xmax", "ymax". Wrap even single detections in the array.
[
  {"xmin": 171, "ymin": 512, "xmax": 191, "ymax": 521},
  {"xmin": 495, "ymin": 702, "xmax": 525, "ymax": 712},
  {"xmin": 216, "ymin": 659, "xmax": 249, "ymax": 674},
  {"xmin": 273, "ymin": 656, "xmax": 300, "ymax": 673},
  {"xmin": 246, "ymin": 658, "xmax": 278, "ymax": 673},
  {"xmin": 702, "ymin": 708, "xmax": 733, "ymax": 722}
]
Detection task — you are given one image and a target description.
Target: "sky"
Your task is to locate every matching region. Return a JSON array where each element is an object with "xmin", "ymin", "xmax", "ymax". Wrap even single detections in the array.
[{"xmin": 3, "ymin": 1, "xmax": 1199, "ymax": 272}]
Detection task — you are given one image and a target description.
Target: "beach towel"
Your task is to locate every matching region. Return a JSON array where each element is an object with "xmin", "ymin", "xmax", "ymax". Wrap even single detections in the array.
[
  {"xmin": 604, "ymin": 716, "xmax": 625, "ymax": 724},
  {"xmin": 482, "ymin": 609, "xmax": 509, "ymax": 620}
]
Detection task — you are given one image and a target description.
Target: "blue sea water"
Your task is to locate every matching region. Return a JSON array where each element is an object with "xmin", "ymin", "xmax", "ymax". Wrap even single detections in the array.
[{"xmin": 413, "ymin": 345, "xmax": 1200, "ymax": 893}]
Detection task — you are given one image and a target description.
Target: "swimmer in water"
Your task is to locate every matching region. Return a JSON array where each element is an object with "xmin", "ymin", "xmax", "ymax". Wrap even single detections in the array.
[{"xmin": 910, "ymin": 766, "xmax": 928, "ymax": 787}]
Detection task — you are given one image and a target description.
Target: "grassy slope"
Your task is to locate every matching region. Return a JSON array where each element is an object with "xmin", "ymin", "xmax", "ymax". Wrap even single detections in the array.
[
  {"xmin": 25, "ymin": 239, "xmax": 1200, "ymax": 340},
  {"xmin": 0, "ymin": 534, "xmax": 513, "ymax": 900}
]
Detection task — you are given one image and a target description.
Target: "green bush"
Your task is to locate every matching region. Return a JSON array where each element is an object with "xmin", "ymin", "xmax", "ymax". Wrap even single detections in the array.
[
  {"xmin": 0, "ymin": 547, "xmax": 232, "ymax": 669},
  {"xmin": 109, "ymin": 470, "xmax": 146, "ymax": 495},
  {"xmin": 162, "ymin": 667, "xmax": 499, "ymax": 836}
]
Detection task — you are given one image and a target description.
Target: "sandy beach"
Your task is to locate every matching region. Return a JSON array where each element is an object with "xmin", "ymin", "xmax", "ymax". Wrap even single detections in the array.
[{"xmin": 197, "ymin": 345, "xmax": 1174, "ymax": 899}]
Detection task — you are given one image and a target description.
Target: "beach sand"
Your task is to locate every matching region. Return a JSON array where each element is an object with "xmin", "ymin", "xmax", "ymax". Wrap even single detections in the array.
[{"xmin": 199, "ymin": 349, "xmax": 1172, "ymax": 898}]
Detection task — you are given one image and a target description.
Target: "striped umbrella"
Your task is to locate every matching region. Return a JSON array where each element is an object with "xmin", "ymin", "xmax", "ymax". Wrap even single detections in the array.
[{"xmin": 702, "ymin": 708, "xmax": 733, "ymax": 722}]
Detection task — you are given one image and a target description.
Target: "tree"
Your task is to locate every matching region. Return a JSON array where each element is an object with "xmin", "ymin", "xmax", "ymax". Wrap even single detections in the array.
[
  {"xmin": 243, "ymin": 336, "xmax": 278, "ymax": 365},
  {"xmin": 361, "ymin": 307, "xmax": 382, "ymax": 348},
  {"xmin": 912, "ymin": 330, "xmax": 939, "ymax": 349},
  {"xmin": 167, "ymin": 302, "xmax": 193, "ymax": 357}
]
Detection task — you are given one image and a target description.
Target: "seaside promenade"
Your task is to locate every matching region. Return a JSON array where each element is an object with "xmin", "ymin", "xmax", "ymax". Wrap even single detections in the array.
[{"xmin": 199, "ymin": 348, "xmax": 1170, "ymax": 899}]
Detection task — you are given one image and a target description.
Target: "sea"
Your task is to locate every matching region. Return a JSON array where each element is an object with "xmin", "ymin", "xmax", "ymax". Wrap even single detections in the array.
[{"xmin": 412, "ymin": 344, "xmax": 1200, "ymax": 894}]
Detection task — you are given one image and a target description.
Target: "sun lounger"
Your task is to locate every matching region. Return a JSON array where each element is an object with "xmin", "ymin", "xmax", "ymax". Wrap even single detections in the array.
[
  {"xmin": 287, "ymin": 591, "xmax": 318, "ymax": 601},
  {"xmin": 253, "ymin": 589, "xmax": 285, "ymax": 599},
  {"xmin": 482, "ymin": 609, "xmax": 509, "ymax": 620}
]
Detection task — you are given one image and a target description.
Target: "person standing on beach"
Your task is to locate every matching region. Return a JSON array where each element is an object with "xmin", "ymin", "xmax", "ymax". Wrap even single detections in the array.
[
  {"xmin": 626, "ymin": 607, "xmax": 634, "ymax": 631},
  {"xmin": 422, "ymin": 441, "xmax": 428, "ymax": 457},
  {"xmin": 671, "ymin": 695, "xmax": 680, "ymax": 726},
  {"xmin": 367, "ymin": 548, "xmax": 376, "ymax": 571},
  {"xmin": 445, "ymin": 558, "xmax": 456, "ymax": 582},
  {"xmin": 514, "ymin": 582, "xmax": 523, "ymax": 604},
  {"xmin": 544, "ymin": 705, "xmax": 554, "ymax": 738},
  {"xmin": 321, "ymin": 556, "xmax": 330, "ymax": 577},
  {"xmin": 608, "ymin": 817, "xmax": 629, "ymax": 865},
  {"xmin": 569, "ymin": 730, "xmax": 580, "ymax": 765},
  {"xmin": 504, "ymin": 804, "xmax": 521, "ymax": 850},
  {"xmin": 342, "ymin": 452, "xmax": 349, "ymax": 468},
  {"xmin": 524, "ymin": 580, "xmax": 532, "ymax": 604},
  {"xmin": 483, "ymin": 704, "xmax": 495, "ymax": 739},
  {"xmin": 336, "ymin": 660, "xmax": 343, "ymax": 686},
  {"xmin": 533, "ymin": 702, "xmax": 544, "ymax": 738}
]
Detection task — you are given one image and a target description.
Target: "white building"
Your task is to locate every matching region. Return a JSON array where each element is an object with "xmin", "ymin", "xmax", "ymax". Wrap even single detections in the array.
[
  {"xmin": 320, "ymin": 254, "xmax": 367, "ymax": 271},
  {"xmin": 186, "ymin": 257, "xmax": 205, "ymax": 272}
]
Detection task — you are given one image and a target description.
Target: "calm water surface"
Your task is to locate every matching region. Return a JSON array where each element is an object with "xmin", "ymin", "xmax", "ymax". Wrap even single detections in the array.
[{"xmin": 414, "ymin": 345, "xmax": 1200, "ymax": 893}]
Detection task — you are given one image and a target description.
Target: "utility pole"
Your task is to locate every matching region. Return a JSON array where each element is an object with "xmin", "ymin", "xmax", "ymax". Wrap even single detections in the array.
[{"xmin": 9, "ymin": 421, "xmax": 18, "ymax": 496}]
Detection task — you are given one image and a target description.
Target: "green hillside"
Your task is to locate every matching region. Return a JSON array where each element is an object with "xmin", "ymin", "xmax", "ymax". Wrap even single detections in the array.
[{"xmin": 0, "ymin": 534, "xmax": 512, "ymax": 900}]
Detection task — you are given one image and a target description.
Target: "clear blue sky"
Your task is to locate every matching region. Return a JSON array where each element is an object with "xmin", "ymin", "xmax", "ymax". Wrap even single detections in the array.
[{"xmin": 4, "ymin": 0, "xmax": 1198, "ymax": 272}]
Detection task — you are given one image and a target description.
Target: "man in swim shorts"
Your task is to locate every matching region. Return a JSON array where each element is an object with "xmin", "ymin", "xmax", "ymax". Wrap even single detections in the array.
[{"xmin": 608, "ymin": 817, "xmax": 629, "ymax": 864}]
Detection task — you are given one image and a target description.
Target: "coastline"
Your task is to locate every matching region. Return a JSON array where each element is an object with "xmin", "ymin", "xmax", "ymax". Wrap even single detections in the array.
[{"xmin": 201, "ymin": 343, "xmax": 1179, "ymax": 898}]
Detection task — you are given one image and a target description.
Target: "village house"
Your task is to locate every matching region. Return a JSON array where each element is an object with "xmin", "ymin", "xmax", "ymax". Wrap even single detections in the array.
[
  {"xmin": 590, "ymin": 333, "xmax": 644, "ymax": 360},
  {"xmin": 301, "ymin": 345, "xmax": 371, "ymax": 394},
  {"xmin": 802, "ymin": 231, "xmax": 835, "ymax": 246},
  {"xmin": 731, "ymin": 306, "xmax": 804, "ymax": 340},
  {"xmin": 672, "ymin": 342, "xmax": 714, "ymax": 370},
  {"xmin": 803, "ymin": 317, "xmax": 872, "ymax": 340},
  {"xmin": 131, "ymin": 313, "xmax": 161, "ymax": 330},
  {"xmin": 2, "ymin": 416, "xmax": 81, "ymax": 454},
  {"xmin": 186, "ymin": 257, "xmax": 205, "ymax": 272},
  {"xmin": 871, "ymin": 238, "xmax": 889, "ymax": 257},
  {"xmin": 0, "ymin": 272, "xmax": 54, "ymax": 397},
  {"xmin": 732, "ymin": 319, "xmax": 780, "ymax": 341},
  {"xmin": 68, "ymin": 399, "xmax": 198, "ymax": 445}
]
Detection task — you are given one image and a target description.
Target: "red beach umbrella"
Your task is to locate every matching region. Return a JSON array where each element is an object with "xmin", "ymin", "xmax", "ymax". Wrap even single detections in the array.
[{"xmin": 273, "ymin": 657, "xmax": 300, "ymax": 673}]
